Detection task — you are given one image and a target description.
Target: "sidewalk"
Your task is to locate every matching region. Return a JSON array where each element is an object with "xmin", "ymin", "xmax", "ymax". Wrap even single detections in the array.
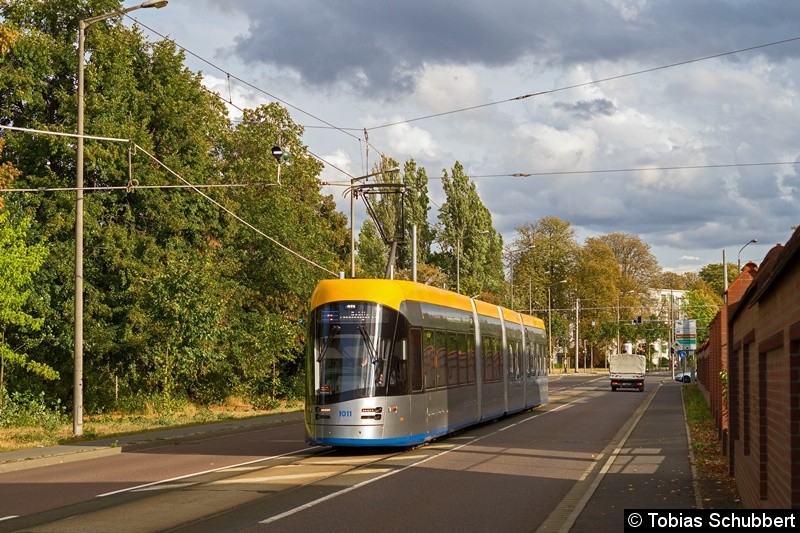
[
  {"xmin": 552, "ymin": 379, "xmax": 700, "ymax": 532},
  {"xmin": 0, "ymin": 410, "xmax": 304, "ymax": 474}
]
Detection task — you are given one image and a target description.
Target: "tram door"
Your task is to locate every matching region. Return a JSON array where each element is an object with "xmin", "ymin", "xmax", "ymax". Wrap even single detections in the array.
[{"xmin": 423, "ymin": 329, "xmax": 447, "ymax": 435}]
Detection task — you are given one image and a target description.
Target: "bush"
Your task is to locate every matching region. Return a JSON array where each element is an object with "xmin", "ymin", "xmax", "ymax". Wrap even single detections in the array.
[{"xmin": 0, "ymin": 389, "xmax": 67, "ymax": 431}]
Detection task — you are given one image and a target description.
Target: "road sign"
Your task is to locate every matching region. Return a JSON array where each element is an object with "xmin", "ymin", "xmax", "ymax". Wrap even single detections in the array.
[{"xmin": 675, "ymin": 319, "xmax": 697, "ymax": 350}]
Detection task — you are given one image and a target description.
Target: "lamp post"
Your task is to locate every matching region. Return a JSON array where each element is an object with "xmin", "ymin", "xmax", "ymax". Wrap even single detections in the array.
[
  {"xmin": 75, "ymin": 0, "xmax": 169, "ymax": 437},
  {"xmin": 737, "ymin": 238, "xmax": 757, "ymax": 271},
  {"xmin": 574, "ymin": 297, "xmax": 580, "ymax": 373}
]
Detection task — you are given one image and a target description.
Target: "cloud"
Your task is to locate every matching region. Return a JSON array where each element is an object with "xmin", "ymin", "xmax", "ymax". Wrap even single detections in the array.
[
  {"xmin": 213, "ymin": 0, "xmax": 800, "ymax": 96},
  {"xmin": 152, "ymin": 0, "xmax": 800, "ymax": 271},
  {"xmin": 553, "ymin": 99, "xmax": 617, "ymax": 120}
]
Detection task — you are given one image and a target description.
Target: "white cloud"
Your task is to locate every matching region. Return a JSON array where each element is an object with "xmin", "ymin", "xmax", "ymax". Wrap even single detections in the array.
[{"xmin": 132, "ymin": 0, "xmax": 800, "ymax": 272}]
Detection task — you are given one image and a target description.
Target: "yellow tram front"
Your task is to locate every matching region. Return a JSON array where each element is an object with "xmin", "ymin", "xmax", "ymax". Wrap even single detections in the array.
[{"xmin": 305, "ymin": 279, "xmax": 413, "ymax": 447}]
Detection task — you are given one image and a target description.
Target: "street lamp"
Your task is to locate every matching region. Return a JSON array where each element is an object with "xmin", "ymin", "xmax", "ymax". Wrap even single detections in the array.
[
  {"xmin": 75, "ymin": 0, "xmax": 169, "ymax": 436},
  {"xmin": 737, "ymin": 238, "xmax": 757, "ymax": 271}
]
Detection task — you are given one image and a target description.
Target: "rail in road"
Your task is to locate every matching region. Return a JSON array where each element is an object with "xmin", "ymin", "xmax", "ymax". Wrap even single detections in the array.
[{"xmin": 0, "ymin": 374, "xmax": 687, "ymax": 532}]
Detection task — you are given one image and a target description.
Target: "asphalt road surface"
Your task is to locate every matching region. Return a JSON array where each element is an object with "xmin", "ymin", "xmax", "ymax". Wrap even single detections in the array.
[{"xmin": 0, "ymin": 373, "xmax": 659, "ymax": 532}]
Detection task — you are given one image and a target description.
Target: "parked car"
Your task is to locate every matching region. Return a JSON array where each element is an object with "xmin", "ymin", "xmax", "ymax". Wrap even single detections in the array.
[{"xmin": 675, "ymin": 372, "xmax": 691, "ymax": 383}]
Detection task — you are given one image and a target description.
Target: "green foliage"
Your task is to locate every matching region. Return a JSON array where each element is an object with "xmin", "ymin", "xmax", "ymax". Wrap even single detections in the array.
[
  {"xmin": 398, "ymin": 158, "xmax": 434, "ymax": 270},
  {"xmin": 356, "ymin": 219, "xmax": 388, "ymax": 278},
  {"xmin": 353, "ymin": 156, "xmax": 409, "ymax": 278},
  {"xmin": 683, "ymin": 286, "xmax": 721, "ymax": 347},
  {"xmin": 0, "ymin": 389, "xmax": 67, "ymax": 430},
  {"xmin": 0, "ymin": 0, "xmax": 743, "ymax": 421},
  {"xmin": 438, "ymin": 161, "xmax": 503, "ymax": 297},
  {"xmin": 699, "ymin": 263, "xmax": 739, "ymax": 299},
  {"xmin": 0, "ymin": 0, "xmax": 347, "ymax": 415},
  {"xmin": 0, "ymin": 210, "xmax": 58, "ymax": 387}
]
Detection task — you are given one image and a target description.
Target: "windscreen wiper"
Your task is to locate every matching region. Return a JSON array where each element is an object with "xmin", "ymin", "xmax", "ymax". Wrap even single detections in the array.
[
  {"xmin": 357, "ymin": 322, "xmax": 379, "ymax": 364},
  {"xmin": 318, "ymin": 324, "xmax": 340, "ymax": 362}
]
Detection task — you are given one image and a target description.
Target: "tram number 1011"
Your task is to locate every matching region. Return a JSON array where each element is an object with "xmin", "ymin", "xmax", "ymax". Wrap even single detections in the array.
[{"xmin": 339, "ymin": 410, "xmax": 353, "ymax": 418}]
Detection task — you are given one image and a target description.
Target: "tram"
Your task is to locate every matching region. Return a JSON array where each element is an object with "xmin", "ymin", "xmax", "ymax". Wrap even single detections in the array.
[{"xmin": 305, "ymin": 278, "xmax": 548, "ymax": 447}]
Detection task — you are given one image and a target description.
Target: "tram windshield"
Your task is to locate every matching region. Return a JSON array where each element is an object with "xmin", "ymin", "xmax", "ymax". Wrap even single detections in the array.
[{"xmin": 312, "ymin": 302, "xmax": 397, "ymax": 403}]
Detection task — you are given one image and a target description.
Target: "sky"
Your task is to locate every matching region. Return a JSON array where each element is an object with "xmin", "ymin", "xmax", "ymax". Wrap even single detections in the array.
[{"xmin": 129, "ymin": 0, "xmax": 800, "ymax": 273}]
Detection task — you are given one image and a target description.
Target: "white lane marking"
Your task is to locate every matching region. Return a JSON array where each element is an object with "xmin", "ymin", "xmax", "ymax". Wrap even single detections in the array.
[
  {"xmin": 555, "ymin": 382, "xmax": 660, "ymax": 533},
  {"xmin": 0, "ymin": 516, "xmax": 19, "ymax": 522},
  {"xmin": 260, "ymin": 393, "xmax": 586, "ymax": 525},
  {"xmin": 95, "ymin": 448, "xmax": 314, "ymax": 498}
]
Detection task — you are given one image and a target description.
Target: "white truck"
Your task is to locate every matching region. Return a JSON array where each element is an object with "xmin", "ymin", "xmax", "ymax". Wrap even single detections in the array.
[{"xmin": 609, "ymin": 353, "xmax": 646, "ymax": 392}]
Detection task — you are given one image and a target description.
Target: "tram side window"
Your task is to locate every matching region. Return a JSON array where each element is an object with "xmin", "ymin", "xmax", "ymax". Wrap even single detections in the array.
[
  {"xmin": 408, "ymin": 327, "xmax": 422, "ymax": 392},
  {"xmin": 493, "ymin": 337, "xmax": 502, "ymax": 381},
  {"xmin": 508, "ymin": 339, "xmax": 522, "ymax": 379},
  {"xmin": 467, "ymin": 335, "xmax": 476, "ymax": 383},
  {"xmin": 457, "ymin": 333, "xmax": 468, "ymax": 385},
  {"xmin": 482, "ymin": 335, "xmax": 493, "ymax": 382},
  {"xmin": 435, "ymin": 330, "xmax": 448, "ymax": 389},
  {"xmin": 528, "ymin": 338, "xmax": 536, "ymax": 377},
  {"xmin": 483, "ymin": 336, "xmax": 501, "ymax": 383},
  {"xmin": 539, "ymin": 342, "xmax": 548, "ymax": 375},
  {"xmin": 507, "ymin": 341, "xmax": 514, "ymax": 379},
  {"xmin": 447, "ymin": 331, "xmax": 459, "ymax": 386},
  {"xmin": 526, "ymin": 336, "xmax": 535, "ymax": 377},
  {"xmin": 423, "ymin": 329, "xmax": 435, "ymax": 390}
]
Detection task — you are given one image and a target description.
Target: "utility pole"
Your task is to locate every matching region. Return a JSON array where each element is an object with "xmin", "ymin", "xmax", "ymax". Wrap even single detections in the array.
[
  {"xmin": 574, "ymin": 298, "xmax": 580, "ymax": 373},
  {"xmin": 75, "ymin": 0, "xmax": 170, "ymax": 437}
]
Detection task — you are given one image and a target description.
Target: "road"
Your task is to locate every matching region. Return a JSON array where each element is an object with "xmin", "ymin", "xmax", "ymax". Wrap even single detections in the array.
[{"xmin": 0, "ymin": 373, "xmax": 659, "ymax": 532}]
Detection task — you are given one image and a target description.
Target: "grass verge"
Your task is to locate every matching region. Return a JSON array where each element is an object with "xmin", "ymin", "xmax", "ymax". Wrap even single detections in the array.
[
  {"xmin": 0, "ymin": 400, "xmax": 301, "ymax": 452},
  {"xmin": 682, "ymin": 383, "xmax": 740, "ymax": 509}
]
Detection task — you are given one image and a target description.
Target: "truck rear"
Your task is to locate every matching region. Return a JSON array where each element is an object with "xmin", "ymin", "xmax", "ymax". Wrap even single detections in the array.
[{"xmin": 609, "ymin": 353, "xmax": 646, "ymax": 392}]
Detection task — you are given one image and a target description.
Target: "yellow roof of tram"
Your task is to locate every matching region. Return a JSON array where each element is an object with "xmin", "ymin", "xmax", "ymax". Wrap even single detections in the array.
[{"xmin": 311, "ymin": 279, "xmax": 544, "ymax": 329}]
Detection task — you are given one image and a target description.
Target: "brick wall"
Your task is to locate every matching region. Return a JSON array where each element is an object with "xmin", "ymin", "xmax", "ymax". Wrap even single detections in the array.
[{"xmin": 728, "ymin": 230, "xmax": 800, "ymax": 508}]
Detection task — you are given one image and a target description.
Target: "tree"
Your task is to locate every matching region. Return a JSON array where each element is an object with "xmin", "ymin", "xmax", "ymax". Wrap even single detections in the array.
[
  {"xmin": 0, "ymin": 1, "xmax": 349, "ymax": 411},
  {"xmin": 0, "ymin": 210, "xmax": 57, "ymax": 394},
  {"xmin": 698, "ymin": 263, "xmax": 739, "ymax": 299},
  {"xmin": 352, "ymin": 156, "xmax": 405, "ymax": 277},
  {"xmin": 510, "ymin": 217, "xmax": 578, "ymax": 342},
  {"xmin": 0, "ymin": 139, "xmax": 19, "ymax": 209},
  {"xmin": 437, "ymin": 161, "xmax": 503, "ymax": 297},
  {"xmin": 682, "ymin": 285, "xmax": 721, "ymax": 347},
  {"xmin": 575, "ymin": 237, "xmax": 619, "ymax": 353},
  {"xmin": 356, "ymin": 219, "xmax": 388, "ymax": 278},
  {"xmin": 397, "ymin": 158, "xmax": 434, "ymax": 271},
  {"xmin": 595, "ymin": 232, "xmax": 660, "ymax": 293},
  {"xmin": 653, "ymin": 271, "xmax": 687, "ymax": 291}
]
